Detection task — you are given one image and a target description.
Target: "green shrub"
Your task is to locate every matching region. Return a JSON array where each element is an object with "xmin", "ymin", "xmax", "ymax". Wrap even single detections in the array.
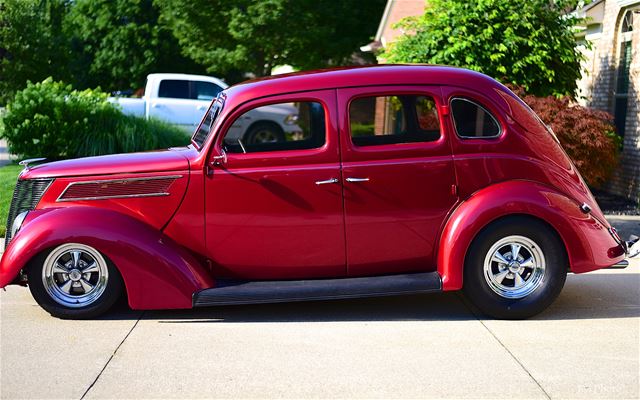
[{"xmin": 0, "ymin": 78, "xmax": 189, "ymax": 160}]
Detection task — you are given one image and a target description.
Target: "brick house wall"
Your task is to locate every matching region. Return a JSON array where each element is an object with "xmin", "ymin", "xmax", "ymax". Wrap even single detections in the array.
[{"xmin": 577, "ymin": 1, "xmax": 640, "ymax": 202}]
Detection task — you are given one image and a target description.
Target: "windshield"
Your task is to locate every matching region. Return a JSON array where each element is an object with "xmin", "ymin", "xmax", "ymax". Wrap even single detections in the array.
[{"xmin": 191, "ymin": 93, "xmax": 224, "ymax": 149}]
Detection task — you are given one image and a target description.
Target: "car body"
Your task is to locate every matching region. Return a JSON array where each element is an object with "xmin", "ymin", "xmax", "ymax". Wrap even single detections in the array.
[
  {"xmin": 1, "ymin": 65, "xmax": 637, "ymax": 319},
  {"xmin": 109, "ymin": 73, "xmax": 301, "ymax": 143}
]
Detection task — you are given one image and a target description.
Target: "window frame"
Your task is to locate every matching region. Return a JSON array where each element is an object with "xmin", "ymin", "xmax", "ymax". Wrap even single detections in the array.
[
  {"xmin": 209, "ymin": 90, "xmax": 336, "ymax": 168},
  {"xmin": 344, "ymin": 88, "xmax": 446, "ymax": 153},
  {"xmin": 220, "ymin": 100, "xmax": 327, "ymax": 155},
  {"xmin": 450, "ymin": 97, "xmax": 503, "ymax": 140},
  {"xmin": 191, "ymin": 93, "xmax": 225, "ymax": 151},
  {"xmin": 346, "ymin": 93, "xmax": 442, "ymax": 148}
]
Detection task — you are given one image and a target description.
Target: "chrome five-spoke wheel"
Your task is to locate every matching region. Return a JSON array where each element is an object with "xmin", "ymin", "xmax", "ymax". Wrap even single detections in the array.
[
  {"xmin": 28, "ymin": 242, "xmax": 122, "ymax": 318},
  {"xmin": 464, "ymin": 216, "xmax": 567, "ymax": 319},
  {"xmin": 42, "ymin": 243, "xmax": 109, "ymax": 308},
  {"xmin": 483, "ymin": 235, "xmax": 545, "ymax": 299}
]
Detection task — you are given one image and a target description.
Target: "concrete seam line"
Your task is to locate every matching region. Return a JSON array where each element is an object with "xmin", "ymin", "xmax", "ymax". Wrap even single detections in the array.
[
  {"xmin": 456, "ymin": 293, "xmax": 552, "ymax": 400},
  {"xmin": 80, "ymin": 311, "xmax": 145, "ymax": 400}
]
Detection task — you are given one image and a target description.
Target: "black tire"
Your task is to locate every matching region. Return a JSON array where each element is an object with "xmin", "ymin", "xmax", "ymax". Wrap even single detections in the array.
[
  {"xmin": 244, "ymin": 121, "xmax": 285, "ymax": 145},
  {"xmin": 463, "ymin": 216, "xmax": 567, "ymax": 319},
  {"xmin": 26, "ymin": 244, "xmax": 124, "ymax": 319}
]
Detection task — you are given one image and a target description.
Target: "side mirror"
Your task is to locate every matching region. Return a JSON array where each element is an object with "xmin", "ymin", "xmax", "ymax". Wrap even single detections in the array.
[
  {"xmin": 211, "ymin": 148, "xmax": 227, "ymax": 167},
  {"xmin": 207, "ymin": 148, "xmax": 227, "ymax": 177}
]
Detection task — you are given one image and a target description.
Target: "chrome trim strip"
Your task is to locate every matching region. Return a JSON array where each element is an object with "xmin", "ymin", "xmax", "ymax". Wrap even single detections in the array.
[{"xmin": 56, "ymin": 175, "xmax": 183, "ymax": 202}]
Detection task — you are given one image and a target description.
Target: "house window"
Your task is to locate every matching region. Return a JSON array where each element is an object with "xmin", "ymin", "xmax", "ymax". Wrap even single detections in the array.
[{"xmin": 614, "ymin": 9, "xmax": 634, "ymax": 138}]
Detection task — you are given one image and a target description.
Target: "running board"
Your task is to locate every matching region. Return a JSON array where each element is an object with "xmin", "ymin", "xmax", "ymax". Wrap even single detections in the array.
[{"xmin": 193, "ymin": 272, "xmax": 442, "ymax": 307}]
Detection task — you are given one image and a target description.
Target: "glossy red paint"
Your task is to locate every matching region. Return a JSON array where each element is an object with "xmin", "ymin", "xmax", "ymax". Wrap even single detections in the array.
[
  {"xmin": 22, "ymin": 148, "xmax": 192, "ymax": 179},
  {"xmin": 37, "ymin": 170, "xmax": 190, "ymax": 230},
  {"xmin": 0, "ymin": 207, "xmax": 213, "ymax": 309},
  {"xmin": 336, "ymin": 86, "xmax": 457, "ymax": 276},
  {"xmin": 0, "ymin": 65, "xmax": 626, "ymax": 311},
  {"xmin": 437, "ymin": 181, "xmax": 624, "ymax": 291},
  {"xmin": 204, "ymin": 90, "xmax": 346, "ymax": 279}
]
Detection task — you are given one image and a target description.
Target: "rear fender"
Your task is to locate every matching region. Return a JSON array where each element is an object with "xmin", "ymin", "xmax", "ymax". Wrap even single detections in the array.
[
  {"xmin": 438, "ymin": 180, "xmax": 625, "ymax": 290},
  {"xmin": 0, "ymin": 207, "xmax": 214, "ymax": 309}
]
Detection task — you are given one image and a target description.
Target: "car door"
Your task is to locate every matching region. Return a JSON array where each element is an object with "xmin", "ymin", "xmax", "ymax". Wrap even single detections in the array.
[
  {"xmin": 337, "ymin": 86, "xmax": 458, "ymax": 277},
  {"xmin": 205, "ymin": 90, "xmax": 346, "ymax": 280}
]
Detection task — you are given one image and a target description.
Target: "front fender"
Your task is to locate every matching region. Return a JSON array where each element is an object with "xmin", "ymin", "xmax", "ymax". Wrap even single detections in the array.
[
  {"xmin": 0, "ymin": 207, "xmax": 214, "ymax": 309},
  {"xmin": 438, "ymin": 180, "xmax": 625, "ymax": 291}
]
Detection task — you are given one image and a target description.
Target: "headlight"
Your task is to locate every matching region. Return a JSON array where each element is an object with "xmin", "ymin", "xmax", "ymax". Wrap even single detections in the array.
[
  {"xmin": 10, "ymin": 211, "xmax": 29, "ymax": 239},
  {"xmin": 284, "ymin": 114, "xmax": 299, "ymax": 125}
]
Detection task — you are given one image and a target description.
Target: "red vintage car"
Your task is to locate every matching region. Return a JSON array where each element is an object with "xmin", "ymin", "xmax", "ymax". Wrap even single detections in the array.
[{"xmin": 1, "ymin": 65, "xmax": 637, "ymax": 319}]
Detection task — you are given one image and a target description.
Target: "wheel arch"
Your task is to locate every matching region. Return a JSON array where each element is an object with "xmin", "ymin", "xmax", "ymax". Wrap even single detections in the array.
[
  {"xmin": 0, "ymin": 207, "xmax": 214, "ymax": 309},
  {"xmin": 437, "ymin": 180, "xmax": 624, "ymax": 290}
]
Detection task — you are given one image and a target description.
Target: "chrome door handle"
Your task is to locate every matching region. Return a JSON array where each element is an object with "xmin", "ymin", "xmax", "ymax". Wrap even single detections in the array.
[
  {"xmin": 345, "ymin": 177, "xmax": 370, "ymax": 183},
  {"xmin": 315, "ymin": 178, "xmax": 339, "ymax": 185}
]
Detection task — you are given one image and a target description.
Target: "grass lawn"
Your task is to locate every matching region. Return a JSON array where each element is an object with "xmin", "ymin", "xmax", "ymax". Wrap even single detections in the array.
[{"xmin": 0, "ymin": 164, "xmax": 22, "ymax": 237}]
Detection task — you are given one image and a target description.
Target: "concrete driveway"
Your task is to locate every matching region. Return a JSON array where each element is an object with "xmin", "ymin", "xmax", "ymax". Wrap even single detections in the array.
[{"xmin": 1, "ymin": 257, "xmax": 638, "ymax": 399}]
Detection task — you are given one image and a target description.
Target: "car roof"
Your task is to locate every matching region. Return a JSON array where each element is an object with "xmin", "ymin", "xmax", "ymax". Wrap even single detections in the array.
[{"xmin": 225, "ymin": 65, "xmax": 503, "ymax": 102}]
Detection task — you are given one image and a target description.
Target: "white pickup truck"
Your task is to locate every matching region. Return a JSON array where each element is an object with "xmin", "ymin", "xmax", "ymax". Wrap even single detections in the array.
[{"xmin": 110, "ymin": 73, "xmax": 301, "ymax": 144}]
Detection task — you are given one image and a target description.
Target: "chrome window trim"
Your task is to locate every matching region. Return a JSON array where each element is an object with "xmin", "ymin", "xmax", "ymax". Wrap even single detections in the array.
[
  {"xmin": 450, "ymin": 97, "xmax": 502, "ymax": 139},
  {"xmin": 56, "ymin": 175, "xmax": 183, "ymax": 202}
]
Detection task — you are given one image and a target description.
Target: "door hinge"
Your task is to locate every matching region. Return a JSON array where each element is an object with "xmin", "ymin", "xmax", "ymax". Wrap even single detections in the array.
[{"xmin": 451, "ymin": 184, "xmax": 458, "ymax": 197}]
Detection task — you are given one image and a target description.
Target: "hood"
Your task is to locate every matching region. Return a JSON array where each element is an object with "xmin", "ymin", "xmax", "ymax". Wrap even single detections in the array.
[{"xmin": 21, "ymin": 147, "xmax": 193, "ymax": 179}]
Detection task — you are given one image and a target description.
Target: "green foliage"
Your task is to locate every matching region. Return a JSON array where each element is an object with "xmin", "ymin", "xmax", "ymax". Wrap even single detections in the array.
[
  {"xmin": 156, "ymin": 0, "xmax": 386, "ymax": 77},
  {"xmin": 0, "ymin": 0, "xmax": 70, "ymax": 104},
  {"xmin": 0, "ymin": 78, "xmax": 189, "ymax": 160},
  {"xmin": 0, "ymin": 164, "xmax": 22, "ymax": 237},
  {"xmin": 383, "ymin": 0, "xmax": 583, "ymax": 97},
  {"xmin": 64, "ymin": 0, "xmax": 206, "ymax": 91}
]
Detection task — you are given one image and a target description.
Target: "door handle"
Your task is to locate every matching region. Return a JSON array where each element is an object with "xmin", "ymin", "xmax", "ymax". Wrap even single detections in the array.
[
  {"xmin": 315, "ymin": 178, "xmax": 339, "ymax": 185},
  {"xmin": 345, "ymin": 177, "xmax": 370, "ymax": 183}
]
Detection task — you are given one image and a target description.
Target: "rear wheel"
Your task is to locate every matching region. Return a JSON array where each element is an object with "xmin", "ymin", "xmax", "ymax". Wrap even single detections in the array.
[
  {"xmin": 463, "ymin": 217, "xmax": 567, "ymax": 319},
  {"xmin": 26, "ymin": 243, "xmax": 123, "ymax": 319}
]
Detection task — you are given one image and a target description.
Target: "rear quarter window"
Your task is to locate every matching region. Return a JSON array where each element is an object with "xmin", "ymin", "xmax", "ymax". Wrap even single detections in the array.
[{"xmin": 451, "ymin": 97, "xmax": 501, "ymax": 138}]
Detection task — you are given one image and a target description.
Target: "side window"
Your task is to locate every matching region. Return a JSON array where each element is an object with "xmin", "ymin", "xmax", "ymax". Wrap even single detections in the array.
[
  {"xmin": 158, "ymin": 80, "xmax": 190, "ymax": 99},
  {"xmin": 223, "ymin": 101, "xmax": 326, "ymax": 153},
  {"xmin": 193, "ymin": 100, "xmax": 222, "ymax": 148},
  {"xmin": 348, "ymin": 95, "xmax": 440, "ymax": 147},
  {"xmin": 192, "ymin": 81, "xmax": 223, "ymax": 101},
  {"xmin": 451, "ymin": 98, "xmax": 501, "ymax": 138}
]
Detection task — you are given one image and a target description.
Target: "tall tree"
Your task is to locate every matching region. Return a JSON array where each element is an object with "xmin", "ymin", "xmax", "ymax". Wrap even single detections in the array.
[
  {"xmin": 383, "ymin": 0, "xmax": 583, "ymax": 97},
  {"xmin": 65, "ymin": 0, "xmax": 206, "ymax": 92},
  {"xmin": 156, "ymin": 0, "xmax": 386, "ymax": 78},
  {"xmin": 0, "ymin": 0, "xmax": 69, "ymax": 104}
]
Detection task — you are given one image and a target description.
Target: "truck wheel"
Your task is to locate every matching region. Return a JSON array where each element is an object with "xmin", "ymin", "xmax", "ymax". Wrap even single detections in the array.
[
  {"xmin": 245, "ymin": 122, "xmax": 285, "ymax": 144},
  {"xmin": 463, "ymin": 216, "xmax": 567, "ymax": 319},
  {"xmin": 26, "ymin": 243, "xmax": 123, "ymax": 319}
]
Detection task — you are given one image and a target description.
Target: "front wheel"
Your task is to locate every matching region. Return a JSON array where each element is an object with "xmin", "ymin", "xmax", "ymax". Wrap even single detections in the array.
[
  {"xmin": 26, "ymin": 243, "xmax": 123, "ymax": 319},
  {"xmin": 463, "ymin": 217, "xmax": 567, "ymax": 319}
]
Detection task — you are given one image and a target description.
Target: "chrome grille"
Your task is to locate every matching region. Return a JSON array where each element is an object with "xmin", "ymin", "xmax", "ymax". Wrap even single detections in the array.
[{"xmin": 5, "ymin": 178, "xmax": 53, "ymax": 245}]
